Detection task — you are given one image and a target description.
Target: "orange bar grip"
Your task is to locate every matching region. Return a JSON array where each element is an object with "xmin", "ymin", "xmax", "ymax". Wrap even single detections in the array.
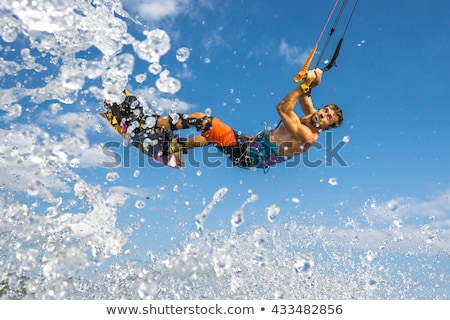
[{"xmin": 293, "ymin": 44, "xmax": 317, "ymax": 82}]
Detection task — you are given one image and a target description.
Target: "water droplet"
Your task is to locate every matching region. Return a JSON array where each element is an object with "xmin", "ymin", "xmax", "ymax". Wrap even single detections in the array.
[
  {"xmin": 49, "ymin": 102, "xmax": 63, "ymax": 115},
  {"xmin": 342, "ymin": 135, "xmax": 350, "ymax": 143},
  {"xmin": 366, "ymin": 250, "xmax": 377, "ymax": 262},
  {"xmin": 156, "ymin": 74, "xmax": 181, "ymax": 94},
  {"xmin": 393, "ymin": 220, "xmax": 403, "ymax": 228},
  {"xmin": 133, "ymin": 29, "xmax": 171, "ymax": 63},
  {"xmin": 45, "ymin": 206, "xmax": 59, "ymax": 218},
  {"xmin": 169, "ymin": 112, "xmax": 179, "ymax": 124},
  {"xmin": 135, "ymin": 73, "xmax": 147, "ymax": 83},
  {"xmin": 135, "ymin": 200, "xmax": 146, "ymax": 209},
  {"xmin": 106, "ymin": 171, "xmax": 120, "ymax": 182},
  {"xmin": 266, "ymin": 204, "xmax": 280, "ymax": 222},
  {"xmin": 155, "ymin": 106, "xmax": 164, "ymax": 115},
  {"xmin": 196, "ymin": 170, "xmax": 202, "ymax": 176},
  {"xmin": 144, "ymin": 116, "xmax": 157, "ymax": 128},
  {"xmin": 1, "ymin": 24, "xmax": 18, "ymax": 42},
  {"xmin": 274, "ymin": 290, "xmax": 285, "ymax": 299},
  {"xmin": 42, "ymin": 248, "xmax": 88, "ymax": 280},
  {"xmin": 387, "ymin": 199, "xmax": 398, "ymax": 211},
  {"xmin": 6, "ymin": 104, "xmax": 22, "ymax": 119},
  {"xmin": 253, "ymin": 228, "xmax": 268, "ymax": 247},
  {"xmin": 196, "ymin": 188, "xmax": 228, "ymax": 232},
  {"xmin": 213, "ymin": 188, "xmax": 228, "ymax": 202},
  {"xmin": 294, "ymin": 254, "xmax": 314, "ymax": 276},
  {"xmin": 420, "ymin": 224, "xmax": 437, "ymax": 244},
  {"xmin": 231, "ymin": 208, "xmax": 244, "ymax": 228},
  {"xmin": 213, "ymin": 248, "xmax": 230, "ymax": 277},
  {"xmin": 203, "ymin": 57, "xmax": 211, "ymax": 64},
  {"xmin": 69, "ymin": 158, "xmax": 80, "ymax": 168},
  {"xmin": 137, "ymin": 278, "xmax": 159, "ymax": 299},
  {"xmin": 328, "ymin": 177, "xmax": 338, "ymax": 186},
  {"xmin": 176, "ymin": 47, "xmax": 190, "ymax": 62},
  {"xmin": 148, "ymin": 63, "xmax": 162, "ymax": 75},
  {"xmin": 253, "ymin": 254, "xmax": 265, "ymax": 266},
  {"xmin": 133, "ymin": 170, "xmax": 140, "ymax": 177},
  {"xmin": 95, "ymin": 123, "xmax": 104, "ymax": 133}
]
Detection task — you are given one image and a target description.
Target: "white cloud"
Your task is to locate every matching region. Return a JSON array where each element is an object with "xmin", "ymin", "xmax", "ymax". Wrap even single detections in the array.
[
  {"xmin": 279, "ymin": 39, "xmax": 311, "ymax": 66},
  {"xmin": 132, "ymin": 87, "xmax": 193, "ymax": 114},
  {"xmin": 364, "ymin": 192, "xmax": 450, "ymax": 224},
  {"xmin": 345, "ymin": 193, "xmax": 450, "ymax": 255},
  {"xmin": 202, "ymin": 30, "xmax": 226, "ymax": 51},
  {"xmin": 122, "ymin": 0, "xmax": 191, "ymax": 21}
]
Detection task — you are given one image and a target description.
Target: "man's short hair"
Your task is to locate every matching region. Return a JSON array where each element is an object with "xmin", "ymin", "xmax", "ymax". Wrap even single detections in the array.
[{"xmin": 325, "ymin": 104, "xmax": 343, "ymax": 130}]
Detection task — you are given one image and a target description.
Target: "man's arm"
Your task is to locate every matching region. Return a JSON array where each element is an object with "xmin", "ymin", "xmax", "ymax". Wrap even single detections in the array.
[
  {"xmin": 275, "ymin": 87, "xmax": 316, "ymax": 144},
  {"xmin": 275, "ymin": 69, "xmax": 322, "ymax": 143},
  {"xmin": 298, "ymin": 68, "xmax": 322, "ymax": 115}
]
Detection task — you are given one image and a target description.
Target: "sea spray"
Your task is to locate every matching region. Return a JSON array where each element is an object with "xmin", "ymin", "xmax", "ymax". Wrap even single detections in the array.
[
  {"xmin": 231, "ymin": 194, "xmax": 258, "ymax": 232},
  {"xmin": 195, "ymin": 187, "xmax": 228, "ymax": 233}
]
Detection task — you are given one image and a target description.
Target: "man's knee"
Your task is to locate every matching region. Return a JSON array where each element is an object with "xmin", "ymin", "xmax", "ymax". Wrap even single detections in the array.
[
  {"xmin": 162, "ymin": 112, "xmax": 207, "ymax": 130},
  {"xmin": 189, "ymin": 112, "xmax": 207, "ymax": 118},
  {"xmin": 180, "ymin": 113, "xmax": 213, "ymax": 131}
]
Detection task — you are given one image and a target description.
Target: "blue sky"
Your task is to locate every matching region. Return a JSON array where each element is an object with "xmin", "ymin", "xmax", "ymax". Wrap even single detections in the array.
[{"xmin": 1, "ymin": 0, "xmax": 450, "ymax": 298}]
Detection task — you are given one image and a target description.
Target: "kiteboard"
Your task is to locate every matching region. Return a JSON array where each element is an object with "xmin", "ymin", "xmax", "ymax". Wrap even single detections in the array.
[{"xmin": 100, "ymin": 90, "xmax": 184, "ymax": 169}]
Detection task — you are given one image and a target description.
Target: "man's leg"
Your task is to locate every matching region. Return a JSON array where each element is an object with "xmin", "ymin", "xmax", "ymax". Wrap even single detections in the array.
[
  {"xmin": 160, "ymin": 112, "xmax": 211, "ymax": 153},
  {"xmin": 155, "ymin": 112, "xmax": 209, "ymax": 131},
  {"xmin": 155, "ymin": 112, "xmax": 236, "ymax": 153}
]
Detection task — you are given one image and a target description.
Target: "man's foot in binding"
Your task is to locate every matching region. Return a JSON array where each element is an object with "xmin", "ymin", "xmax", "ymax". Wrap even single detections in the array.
[{"xmin": 168, "ymin": 137, "xmax": 187, "ymax": 154}]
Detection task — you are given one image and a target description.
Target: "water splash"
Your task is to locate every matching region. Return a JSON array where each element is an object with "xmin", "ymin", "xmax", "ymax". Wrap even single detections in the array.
[
  {"xmin": 195, "ymin": 187, "xmax": 228, "ymax": 233},
  {"xmin": 231, "ymin": 194, "xmax": 258, "ymax": 232}
]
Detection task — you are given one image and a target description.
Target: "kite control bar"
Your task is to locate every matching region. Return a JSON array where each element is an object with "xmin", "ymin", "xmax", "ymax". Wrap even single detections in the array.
[
  {"xmin": 292, "ymin": 0, "xmax": 358, "ymax": 93},
  {"xmin": 297, "ymin": 36, "xmax": 343, "ymax": 94}
]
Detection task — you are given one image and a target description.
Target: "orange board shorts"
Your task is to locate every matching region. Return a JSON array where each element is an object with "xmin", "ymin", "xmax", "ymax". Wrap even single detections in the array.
[{"xmin": 201, "ymin": 117, "xmax": 237, "ymax": 147}]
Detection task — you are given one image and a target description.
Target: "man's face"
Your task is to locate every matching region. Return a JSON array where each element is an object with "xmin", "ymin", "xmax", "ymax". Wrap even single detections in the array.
[{"xmin": 313, "ymin": 105, "xmax": 339, "ymax": 129}]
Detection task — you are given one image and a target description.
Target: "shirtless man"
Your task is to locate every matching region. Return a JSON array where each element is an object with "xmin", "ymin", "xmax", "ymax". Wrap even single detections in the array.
[{"xmin": 153, "ymin": 68, "xmax": 343, "ymax": 169}]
